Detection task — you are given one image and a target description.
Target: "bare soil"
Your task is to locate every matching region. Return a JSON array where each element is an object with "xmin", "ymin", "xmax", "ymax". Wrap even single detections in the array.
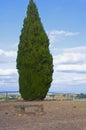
[{"xmin": 0, "ymin": 100, "xmax": 86, "ymax": 130}]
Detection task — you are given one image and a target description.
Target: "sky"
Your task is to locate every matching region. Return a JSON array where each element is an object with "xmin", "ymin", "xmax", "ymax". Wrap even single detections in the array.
[{"xmin": 0, "ymin": 0, "xmax": 86, "ymax": 93}]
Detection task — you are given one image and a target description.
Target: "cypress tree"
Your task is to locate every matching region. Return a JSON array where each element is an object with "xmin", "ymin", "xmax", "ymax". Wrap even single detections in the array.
[{"xmin": 16, "ymin": 0, "xmax": 53, "ymax": 100}]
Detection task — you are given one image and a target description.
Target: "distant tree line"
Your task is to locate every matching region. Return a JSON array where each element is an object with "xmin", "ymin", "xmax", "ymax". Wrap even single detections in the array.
[{"xmin": 76, "ymin": 93, "xmax": 86, "ymax": 99}]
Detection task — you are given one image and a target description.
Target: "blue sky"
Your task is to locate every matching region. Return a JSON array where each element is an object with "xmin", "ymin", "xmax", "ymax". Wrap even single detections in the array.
[{"xmin": 0, "ymin": 0, "xmax": 86, "ymax": 93}]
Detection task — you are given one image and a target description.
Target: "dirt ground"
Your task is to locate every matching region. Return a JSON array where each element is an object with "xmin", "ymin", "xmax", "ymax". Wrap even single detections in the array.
[{"xmin": 0, "ymin": 100, "xmax": 86, "ymax": 130}]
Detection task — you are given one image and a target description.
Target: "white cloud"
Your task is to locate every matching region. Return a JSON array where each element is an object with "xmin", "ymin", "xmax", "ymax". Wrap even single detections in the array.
[
  {"xmin": 54, "ymin": 52, "xmax": 86, "ymax": 65},
  {"xmin": 0, "ymin": 49, "xmax": 17, "ymax": 57},
  {"xmin": 53, "ymin": 46, "xmax": 86, "ymax": 65},
  {"xmin": 0, "ymin": 49, "xmax": 18, "ymax": 90},
  {"xmin": 64, "ymin": 46, "xmax": 86, "ymax": 53},
  {"xmin": 48, "ymin": 30, "xmax": 79, "ymax": 43},
  {"xmin": 53, "ymin": 70, "xmax": 86, "ymax": 85},
  {"xmin": 0, "ymin": 68, "xmax": 18, "ymax": 90},
  {"xmin": 0, "ymin": 49, "xmax": 17, "ymax": 63},
  {"xmin": 49, "ymin": 30, "xmax": 79, "ymax": 36},
  {"xmin": 52, "ymin": 46, "xmax": 86, "ymax": 87},
  {"xmin": 56, "ymin": 64, "xmax": 86, "ymax": 73},
  {"xmin": 0, "ymin": 69, "xmax": 17, "ymax": 75}
]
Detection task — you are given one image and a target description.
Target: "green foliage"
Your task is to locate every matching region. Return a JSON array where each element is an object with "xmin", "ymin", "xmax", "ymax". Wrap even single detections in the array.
[
  {"xmin": 76, "ymin": 93, "xmax": 86, "ymax": 99},
  {"xmin": 16, "ymin": 0, "xmax": 53, "ymax": 100}
]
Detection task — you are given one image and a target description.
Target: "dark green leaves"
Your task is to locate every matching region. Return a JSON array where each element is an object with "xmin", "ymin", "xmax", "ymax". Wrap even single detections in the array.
[{"xmin": 17, "ymin": 0, "xmax": 53, "ymax": 100}]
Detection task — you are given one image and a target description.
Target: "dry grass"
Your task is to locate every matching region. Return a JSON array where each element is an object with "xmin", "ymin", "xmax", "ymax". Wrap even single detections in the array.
[{"xmin": 0, "ymin": 100, "xmax": 86, "ymax": 130}]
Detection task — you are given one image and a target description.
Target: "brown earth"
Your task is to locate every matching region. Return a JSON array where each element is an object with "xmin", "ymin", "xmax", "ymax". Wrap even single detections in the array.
[{"xmin": 0, "ymin": 100, "xmax": 86, "ymax": 130}]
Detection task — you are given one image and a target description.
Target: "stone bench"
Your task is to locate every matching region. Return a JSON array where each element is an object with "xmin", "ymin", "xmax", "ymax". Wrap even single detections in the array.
[{"xmin": 14, "ymin": 104, "xmax": 44, "ymax": 115}]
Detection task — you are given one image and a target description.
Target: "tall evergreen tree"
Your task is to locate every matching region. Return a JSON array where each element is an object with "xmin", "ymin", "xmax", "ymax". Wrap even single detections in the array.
[{"xmin": 16, "ymin": 0, "xmax": 53, "ymax": 100}]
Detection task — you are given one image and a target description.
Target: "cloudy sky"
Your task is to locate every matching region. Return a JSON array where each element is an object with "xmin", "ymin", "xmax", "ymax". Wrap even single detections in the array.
[{"xmin": 0, "ymin": 0, "xmax": 86, "ymax": 93}]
